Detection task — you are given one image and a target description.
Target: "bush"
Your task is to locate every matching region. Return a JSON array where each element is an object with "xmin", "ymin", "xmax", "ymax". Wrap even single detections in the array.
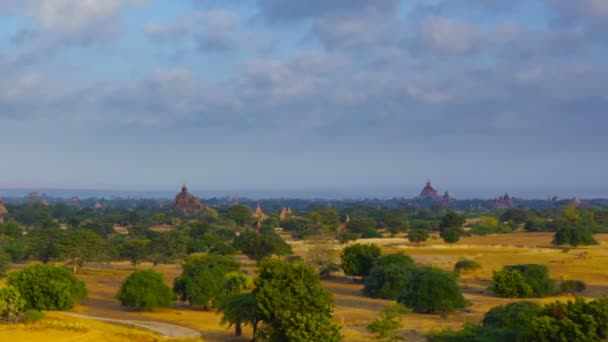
[
  {"xmin": 117, "ymin": 270, "xmax": 174, "ymax": 310},
  {"xmin": 407, "ymin": 229, "xmax": 429, "ymax": 246},
  {"xmin": 398, "ymin": 268, "xmax": 468, "ymax": 314},
  {"xmin": 7, "ymin": 264, "xmax": 87, "ymax": 310},
  {"xmin": 560, "ymin": 280, "xmax": 586, "ymax": 294},
  {"xmin": 482, "ymin": 301, "xmax": 541, "ymax": 331},
  {"xmin": 0, "ymin": 286, "xmax": 26, "ymax": 323},
  {"xmin": 453, "ymin": 259, "xmax": 481, "ymax": 273},
  {"xmin": 341, "ymin": 243, "xmax": 381, "ymax": 279},
  {"xmin": 488, "ymin": 269, "xmax": 532, "ymax": 298},
  {"xmin": 0, "ymin": 251, "xmax": 10, "ymax": 278},
  {"xmin": 364, "ymin": 263, "xmax": 415, "ymax": 300},
  {"xmin": 23, "ymin": 309, "xmax": 44, "ymax": 323},
  {"xmin": 504, "ymin": 264, "xmax": 555, "ymax": 297},
  {"xmin": 552, "ymin": 226, "xmax": 598, "ymax": 247},
  {"xmin": 375, "ymin": 253, "xmax": 414, "ymax": 268}
]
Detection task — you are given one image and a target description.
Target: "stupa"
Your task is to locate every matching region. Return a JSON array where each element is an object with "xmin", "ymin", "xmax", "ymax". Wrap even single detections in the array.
[
  {"xmin": 172, "ymin": 185, "xmax": 206, "ymax": 213},
  {"xmin": 494, "ymin": 193, "xmax": 515, "ymax": 209},
  {"xmin": 418, "ymin": 181, "xmax": 439, "ymax": 199}
]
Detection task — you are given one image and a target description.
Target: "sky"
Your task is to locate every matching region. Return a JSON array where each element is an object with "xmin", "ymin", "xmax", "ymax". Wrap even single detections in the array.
[{"xmin": 0, "ymin": 0, "xmax": 607, "ymax": 198}]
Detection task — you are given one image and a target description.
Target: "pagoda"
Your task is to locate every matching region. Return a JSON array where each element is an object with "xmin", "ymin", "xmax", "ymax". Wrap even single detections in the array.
[
  {"xmin": 494, "ymin": 193, "xmax": 515, "ymax": 209},
  {"xmin": 0, "ymin": 201, "xmax": 7, "ymax": 224},
  {"xmin": 172, "ymin": 185, "xmax": 206, "ymax": 214},
  {"xmin": 418, "ymin": 181, "xmax": 439, "ymax": 199}
]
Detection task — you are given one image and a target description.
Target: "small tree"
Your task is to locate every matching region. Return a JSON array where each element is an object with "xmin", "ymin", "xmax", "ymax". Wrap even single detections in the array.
[
  {"xmin": 254, "ymin": 259, "xmax": 341, "ymax": 342},
  {"xmin": 173, "ymin": 254, "xmax": 240, "ymax": 309},
  {"xmin": 440, "ymin": 227, "xmax": 461, "ymax": 244},
  {"xmin": 367, "ymin": 304, "xmax": 409, "ymax": 341},
  {"xmin": 364, "ymin": 263, "xmax": 414, "ymax": 300},
  {"xmin": 55, "ymin": 229, "xmax": 107, "ymax": 274},
  {"xmin": 0, "ymin": 251, "xmax": 10, "ymax": 278},
  {"xmin": 552, "ymin": 226, "xmax": 598, "ymax": 248},
  {"xmin": 7, "ymin": 264, "xmax": 87, "ymax": 310},
  {"xmin": 488, "ymin": 269, "xmax": 533, "ymax": 298},
  {"xmin": 117, "ymin": 270, "xmax": 173, "ymax": 310},
  {"xmin": 122, "ymin": 239, "xmax": 151, "ymax": 268},
  {"xmin": 407, "ymin": 230, "xmax": 429, "ymax": 246},
  {"xmin": 341, "ymin": 243, "xmax": 381, "ymax": 279},
  {"xmin": 454, "ymin": 259, "xmax": 481, "ymax": 274},
  {"xmin": 397, "ymin": 268, "xmax": 467, "ymax": 314},
  {"xmin": 0, "ymin": 286, "xmax": 26, "ymax": 323},
  {"xmin": 219, "ymin": 293, "xmax": 262, "ymax": 339}
]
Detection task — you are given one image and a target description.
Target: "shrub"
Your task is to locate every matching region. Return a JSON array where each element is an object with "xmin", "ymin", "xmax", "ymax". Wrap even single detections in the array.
[
  {"xmin": 341, "ymin": 243, "xmax": 381, "ymax": 279},
  {"xmin": 364, "ymin": 263, "xmax": 415, "ymax": 300},
  {"xmin": 504, "ymin": 264, "xmax": 555, "ymax": 297},
  {"xmin": 375, "ymin": 253, "xmax": 414, "ymax": 268},
  {"xmin": 552, "ymin": 226, "xmax": 598, "ymax": 247},
  {"xmin": 0, "ymin": 251, "xmax": 10, "ymax": 278},
  {"xmin": 488, "ymin": 269, "xmax": 533, "ymax": 298},
  {"xmin": 407, "ymin": 229, "xmax": 429, "ymax": 246},
  {"xmin": 23, "ymin": 309, "xmax": 44, "ymax": 323},
  {"xmin": 453, "ymin": 259, "xmax": 481, "ymax": 273},
  {"xmin": 560, "ymin": 280, "xmax": 586, "ymax": 294},
  {"xmin": 0, "ymin": 286, "xmax": 26, "ymax": 323},
  {"xmin": 482, "ymin": 301, "xmax": 541, "ymax": 331},
  {"xmin": 397, "ymin": 268, "xmax": 468, "ymax": 314},
  {"xmin": 7, "ymin": 264, "xmax": 87, "ymax": 310},
  {"xmin": 117, "ymin": 270, "xmax": 174, "ymax": 310}
]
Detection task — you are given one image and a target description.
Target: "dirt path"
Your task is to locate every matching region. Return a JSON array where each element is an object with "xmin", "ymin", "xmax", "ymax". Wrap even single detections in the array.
[{"xmin": 64, "ymin": 312, "xmax": 202, "ymax": 338}]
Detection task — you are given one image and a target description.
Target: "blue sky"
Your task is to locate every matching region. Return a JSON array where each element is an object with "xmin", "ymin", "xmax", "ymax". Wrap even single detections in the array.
[{"xmin": 0, "ymin": 0, "xmax": 607, "ymax": 198}]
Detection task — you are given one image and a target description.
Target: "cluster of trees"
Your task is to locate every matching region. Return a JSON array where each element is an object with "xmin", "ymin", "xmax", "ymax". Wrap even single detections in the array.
[
  {"xmin": 0, "ymin": 264, "xmax": 87, "ymax": 323},
  {"xmin": 428, "ymin": 296, "xmax": 608, "ymax": 342},
  {"xmin": 342, "ymin": 243, "xmax": 468, "ymax": 314},
  {"xmin": 489, "ymin": 264, "xmax": 556, "ymax": 298}
]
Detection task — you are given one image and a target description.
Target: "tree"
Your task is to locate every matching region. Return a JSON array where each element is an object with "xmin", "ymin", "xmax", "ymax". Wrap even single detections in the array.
[
  {"xmin": 453, "ymin": 259, "xmax": 481, "ymax": 274},
  {"xmin": 254, "ymin": 259, "xmax": 341, "ymax": 342},
  {"xmin": 219, "ymin": 293, "xmax": 262, "ymax": 340},
  {"xmin": 236, "ymin": 231, "xmax": 293, "ymax": 261},
  {"xmin": 173, "ymin": 254, "xmax": 239, "ymax": 309},
  {"xmin": 397, "ymin": 267, "xmax": 467, "ymax": 314},
  {"xmin": 7, "ymin": 264, "xmax": 87, "ymax": 310},
  {"xmin": 116, "ymin": 270, "xmax": 174, "ymax": 310},
  {"xmin": 367, "ymin": 304, "xmax": 409, "ymax": 341},
  {"xmin": 226, "ymin": 205, "xmax": 254, "ymax": 226},
  {"xmin": 440, "ymin": 227, "xmax": 462, "ymax": 243},
  {"xmin": 0, "ymin": 286, "xmax": 26, "ymax": 323},
  {"xmin": 347, "ymin": 217, "xmax": 380, "ymax": 238},
  {"xmin": 221, "ymin": 271, "xmax": 253, "ymax": 337},
  {"xmin": 341, "ymin": 243, "xmax": 381, "ymax": 279},
  {"xmin": 383, "ymin": 211, "xmax": 408, "ymax": 236},
  {"xmin": 55, "ymin": 229, "xmax": 107, "ymax": 274},
  {"xmin": 149, "ymin": 230, "xmax": 188, "ymax": 265},
  {"xmin": 407, "ymin": 229, "xmax": 429, "ymax": 246},
  {"xmin": 122, "ymin": 239, "xmax": 151, "ymax": 268},
  {"xmin": 552, "ymin": 226, "xmax": 598, "ymax": 247},
  {"xmin": 364, "ymin": 263, "xmax": 414, "ymax": 299},
  {"xmin": 505, "ymin": 264, "xmax": 556, "ymax": 297},
  {"xmin": 488, "ymin": 269, "xmax": 533, "ymax": 298},
  {"xmin": 0, "ymin": 251, "xmax": 10, "ymax": 278},
  {"xmin": 25, "ymin": 228, "xmax": 65, "ymax": 263},
  {"xmin": 439, "ymin": 212, "xmax": 465, "ymax": 230},
  {"xmin": 561, "ymin": 205, "xmax": 581, "ymax": 223},
  {"xmin": 499, "ymin": 209, "xmax": 530, "ymax": 224}
]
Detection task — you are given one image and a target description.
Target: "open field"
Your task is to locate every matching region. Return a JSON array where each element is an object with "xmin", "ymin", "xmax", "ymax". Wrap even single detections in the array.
[{"xmin": 3, "ymin": 232, "xmax": 608, "ymax": 341}]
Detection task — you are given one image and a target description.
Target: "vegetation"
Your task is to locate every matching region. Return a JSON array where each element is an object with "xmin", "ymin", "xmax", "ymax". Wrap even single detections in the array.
[
  {"xmin": 398, "ymin": 267, "xmax": 468, "ymax": 314},
  {"xmin": 254, "ymin": 259, "xmax": 341, "ymax": 342},
  {"xmin": 489, "ymin": 264, "xmax": 555, "ymax": 298},
  {"xmin": 407, "ymin": 229, "xmax": 429, "ymax": 246},
  {"xmin": 364, "ymin": 253, "xmax": 416, "ymax": 299},
  {"xmin": 0, "ymin": 286, "xmax": 27, "ymax": 323},
  {"xmin": 116, "ymin": 270, "xmax": 174, "ymax": 310},
  {"xmin": 341, "ymin": 243, "xmax": 381, "ymax": 279},
  {"xmin": 560, "ymin": 280, "xmax": 586, "ymax": 294},
  {"xmin": 552, "ymin": 226, "xmax": 598, "ymax": 247},
  {"xmin": 367, "ymin": 304, "xmax": 409, "ymax": 341},
  {"xmin": 7, "ymin": 264, "xmax": 87, "ymax": 310},
  {"xmin": 453, "ymin": 259, "xmax": 481, "ymax": 273}
]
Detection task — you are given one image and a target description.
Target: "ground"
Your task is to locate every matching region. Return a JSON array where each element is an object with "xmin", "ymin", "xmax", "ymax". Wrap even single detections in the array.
[{"xmin": 3, "ymin": 232, "xmax": 608, "ymax": 341}]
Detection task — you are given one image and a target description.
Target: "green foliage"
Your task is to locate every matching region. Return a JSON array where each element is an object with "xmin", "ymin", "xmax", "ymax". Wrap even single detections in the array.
[
  {"xmin": 55, "ymin": 229, "xmax": 107, "ymax": 273},
  {"xmin": 489, "ymin": 264, "xmax": 555, "ymax": 298},
  {"xmin": 337, "ymin": 232, "xmax": 359, "ymax": 244},
  {"xmin": 0, "ymin": 250, "xmax": 10, "ymax": 278},
  {"xmin": 364, "ymin": 263, "xmax": 414, "ymax": 299},
  {"xmin": 254, "ymin": 259, "xmax": 341, "ymax": 342},
  {"xmin": 489, "ymin": 269, "xmax": 533, "ymax": 298},
  {"xmin": 383, "ymin": 210, "xmax": 409, "ymax": 236},
  {"xmin": 552, "ymin": 226, "xmax": 598, "ymax": 247},
  {"xmin": 23, "ymin": 309, "xmax": 44, "ymax": 323},
  {"xmin": 560, "ymin": 280, "xmax": 587, "ymax": 294},
  {"xmin": 25, "ymin": 228, "xmax": 65, "ymax": 263},
  {"xmin": 223, "ymin": 271, "xmax": 252, "ymax": 294},
  {"xmin": 561, "ymin": 205, "xmax": 581, "ymax": 223},
  {"xmin": 341, "ymin": 243, "xmax": 381, "ymax": 278},
  {"xmin": 440, "ymin": 227, "xmax": 462, "ymax": 243},
  {"xmin": 499, "ymin": 209, "xmax": 531, "ymax": 224},
  {"xmin": 375, "ymin": 253, "xmax": 414, "ymax": 268},
  {"xmin": 173, "ymin": 254, "xmax": 239, "ymax": 309},
  {"xmin": 367, "ymin": 304, "xmax": 409, "ymax": 341},
  {"xmin": 7, "ymin": 264, "xmax": 87, "ymax": 310},
  {"xmin": 218, "ymin": 293, "xmax": 262, "ymax": 338},
  {"xmin": 235, "ymin": 231, "xmax": 293, "ymax": 261},
  {"xmin": 398, "ymin": 267, "xmax": 468, "ymax": 314},
  {"xmin": 482, "ymin": 301, "xmax": 541, "ymax": 340},
  {"xmin": 453, "ymin": 259, "xmax": 481, "ymax": 273},
  {"xmin": 149, "ymin": 230, "xmax": 188, "ymax": 265},
  {"xmin": 347, "ymin": 217, "xmax": 379, "ymax": 237},
  {"xmin": 116, "ymin": 270, "xmax": 173, "ymax": 310},
  {"xmin": 0, "ymin": 286, "xmax": 26, "ymax": 323},
  {"xmin": 407, "ymin": 229, "xmax": 429, "ymax": 246},
  {"xmin": 439, "ymin": 212, "xmax": 465, "ymax": 230},
  {"xmin": 122, "ymin": 239, "xmax": 151, "ymax": 267},
  {"xmin": 225, "ymin": 205, "xmax": 254, "ymax": 226}
]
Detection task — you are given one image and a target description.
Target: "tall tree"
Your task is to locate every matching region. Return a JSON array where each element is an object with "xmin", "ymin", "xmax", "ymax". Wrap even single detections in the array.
[{"xmin": 55, "ymin": 229, "xmax": 107, "ymax": 274}]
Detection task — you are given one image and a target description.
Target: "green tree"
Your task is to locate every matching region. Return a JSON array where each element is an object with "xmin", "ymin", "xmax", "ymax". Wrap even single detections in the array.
[
  {"xmin": 173, "ymin": 254, "xmax": 239, "ymax": 309},
  {"xmin": 0, "ymin": 251, "xmax": 10, "ymax": 278},
  {"xmin": 364, "ymin": 263, "xmax": 414, "ymax": 300},
  {"xmin": 341, "ymin": 243, "xmax": 381, "ymax": 279},
  {"xmin": 407, "ymin": 229, "xmax": 429, "ymax": 246},
  {"xmin": 7, "ymin": 264, "xmax": 87, "ymax": 310},
  {"xmin": 383, "ymin": 211, "xmax": 409, "ymax": 236},
  {"xmin": 440, "ymin": 227, "xmax": 462, "ymax": 244},
  {"xmin": 237, "ymin": 231, "xmax": 293, "ymax": 261},
  {"xmin": 561, "ymin": 205, "xmax": 581, "ymax": 223},
  {"xmin": 488, "ymin": 269, "xmax": 533, "ymax": 298},
  {"xmin": 439, "ymin": 212, "xmax": 465, "ymax": 230},
  {"xmin": 226, "ymin": 205, "xmax": 254, "ymax": 226},
  {"xmin": 55, "ymin": 229, "xmax": 107, "ymax": 274},
  {"xmin": 0, "ymin": 286, "xmax": 26, "ymax": 323},
  {"xmin": 552, "ymin": 226, "xmax": 598, "ymax": 248},
  {"xmin": 397, "ymin": 267, "xmax": 467, "ymax": 314},
  {"xmin": 149, "ymin": 230, "xmax": 189, "ymax": 265},
  {"xmin": 25, "ymin": 228, "xmax": 65, "ymax": 263},
  {"xmin": 254, "ymin": 259, "xmax": 341, "ymax": 342},
  {"xmin": 116, "ymin": 270, "xmax": 174, "ymax": 310},
  {"xmin": 367, "ymin": 304, "xmax": 409, "ymax": 341},
  {"xmin": 122, "ymin": 239, "xmax": 151, "ymax": 268},
  {"xmin": 219, "ymin": 293, "xmax": 263, "ymax": 340},
  {"xmin": 504, "ymin": 264, "xmax": 556, "ymax": 297}
]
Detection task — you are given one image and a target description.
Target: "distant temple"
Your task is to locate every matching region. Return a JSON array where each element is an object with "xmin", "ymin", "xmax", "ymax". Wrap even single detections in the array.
[
  {"xmin": 172, "ymin": 185, "xmax": 206, "ymax": 213},
  {"xmin": 253, "ymin": 204, "xmax": 267, "ymax": 221},
  {"xmin": 438, "ymin": 191, "xmax": 455, "ymax": 206},
  {"xmin": 570, "ymin": 196, "xmax": 582, "ymax": 207},
  {"xmin": 494, "ymin": 193, "xmax": 515, "ymax": 209},
  {"xmin": 279, "ymin": 207, "xmax": 293, "ymax": 221},
  {"xmin": 0, "ymin": 201, "xmax": 7, "ymax": 224},
  {"xmin": 418, "ymin": 181, "xmax": 439, "ymax": 199},
  {"xmin": 93, "ymin": 202, "xmax": 104, "ymax": 210}
]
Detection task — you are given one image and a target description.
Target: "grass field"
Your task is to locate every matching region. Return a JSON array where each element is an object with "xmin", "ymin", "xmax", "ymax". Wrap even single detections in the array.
[{"xmin": 3, "ymin": 232, "xmax": 608, "ymax": 341}]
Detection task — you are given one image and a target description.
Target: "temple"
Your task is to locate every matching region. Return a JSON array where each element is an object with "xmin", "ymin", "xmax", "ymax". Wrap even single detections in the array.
[
  {"xmin": 172, "ymin": 185, "xmax": 206, "ymax": 214},
  {"xmin": 253, "ymin": 204, "xmax": 267, "ymax": 221},
  {"xmin": 494, "ymin": 193, "xmax": 515, "ymax": 209},
  {"xmin": 279, "ymin": 207, "xmax": 293, "ymax": 221},
  {"xmin": 438, "ymin": 191, "xmax": 455, "ymax": 206},
  {"xmin": 418, "ymin": 181, "xmax": 439, "ymax": 200}
]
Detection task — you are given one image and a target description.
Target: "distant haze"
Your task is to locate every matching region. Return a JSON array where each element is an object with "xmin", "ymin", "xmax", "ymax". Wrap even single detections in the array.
[{"xmin": 0, "ymin": 1, "xmax": 606, "ymax": 194}]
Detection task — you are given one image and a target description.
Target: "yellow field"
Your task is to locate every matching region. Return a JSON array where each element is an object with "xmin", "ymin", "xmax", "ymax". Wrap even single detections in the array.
[{"xmin": 3, "ymin": 232, "xmax": 608, "ymax": 341}]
